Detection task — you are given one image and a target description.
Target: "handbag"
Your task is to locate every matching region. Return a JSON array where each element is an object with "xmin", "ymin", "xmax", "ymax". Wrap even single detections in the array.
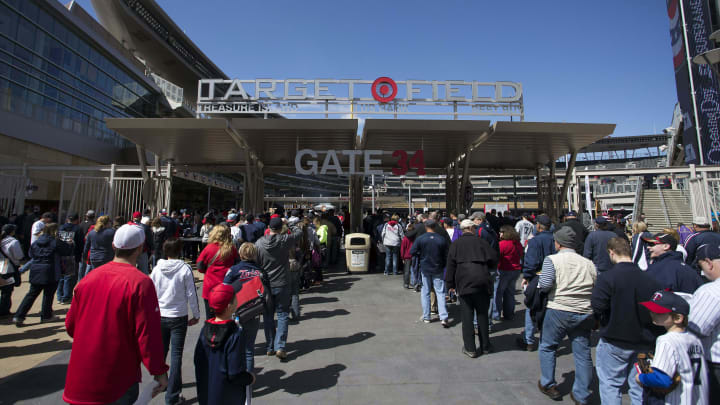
[
  {"xmin": 311, "ymin": 248, "xmax": 322, "ymax": 268},
  {"xmin": 0, "ymin": 248, "xmax": 10, "ymax": 275},
  {"xmin": 231, "ymin": 276, "xmax": 268, "ymax": 323}
]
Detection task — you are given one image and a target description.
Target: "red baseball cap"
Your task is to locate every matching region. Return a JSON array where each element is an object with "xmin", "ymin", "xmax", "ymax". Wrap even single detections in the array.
[
  {"xmin": 132, "ymin": 211, "xmax": 142, "ymax": 219},
  {"xmin": 208, "ymin": 284, "xmax": 235, "ymax": 312}
]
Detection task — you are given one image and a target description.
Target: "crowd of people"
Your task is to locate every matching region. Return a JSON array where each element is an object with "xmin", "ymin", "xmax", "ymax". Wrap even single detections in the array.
[
  {"xmin": 1, "ymin": 204, "xmax": 719, "ymax": 405},
  {"xmin": 0, "ymin": 205, "xmax": 346, "ymax": 404},
  {"xmin": 362, "ymin": 208, "xmax": 718, "ymax": 405}
]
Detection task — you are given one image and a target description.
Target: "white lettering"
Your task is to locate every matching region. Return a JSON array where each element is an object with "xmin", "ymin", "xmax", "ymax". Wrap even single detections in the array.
[
  {"xmin": 320, "ymin": 150, "xmax": 342, "ymax": 175},
  {"xmin": 255, "ymin": 79, "xmax": 277, "ymax": 99},
  {"xmin": 285, "ymin": 80, "xmax": 308, "ymax": 99},
  {"xmin": 364, "ymin": 150, "xmax": 383, "ymax": 175},
  {"xmin": 223, "ymin": 80, "xmax": 249, "ymax": 100},
  {"xmin": 295, "ymin": 149, "xmax": 318, "ymax": 175},
  {"xmin": 314, "ymin": 80, "xmax": 337, "ymax": 100},
  {"xmin": 342, "ymin": 150, "xmax": 363, "ymax": 174}
]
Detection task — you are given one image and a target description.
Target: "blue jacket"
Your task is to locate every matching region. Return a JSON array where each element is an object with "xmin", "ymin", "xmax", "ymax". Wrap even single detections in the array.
[
  {"xmin": 29, "ymin": 234, "xmax": 59, "ymax": 285},
  {"xmin": 583, "ymin": 230, "xmax": 617, "ymax": 273},
  {"xmin": 83, "ymin": 227, "xmax": 116, "ymax": 266},
  {"xmin": 477, "ymin": 222, "xmax": 499, "ymax": 253},
  {"xmin": 684, "ymin": 230, "xmax": 720, "ymax": 265},
  {"xmin": 522, "ymin": 230, "xmax": 555, "ymax": 279},
  {"xmin": 647, "ymin": 251, "xmax": 704, "ymax": 294},
  {"xmin": 410, "ymin": 231, "xmax": 449, "ymax": 275}
]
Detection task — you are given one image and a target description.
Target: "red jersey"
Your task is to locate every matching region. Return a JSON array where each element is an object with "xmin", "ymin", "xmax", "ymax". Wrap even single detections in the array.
[
  {"xmin": 64, "ymin": 261, "xmax": 168, "ymax": 404},
  {"xmin": 197, "ymin": 243, "xmax": 239, "ymax": 299},
  {"xmin": 499, "ymin": 239, "xmax": 523, "ymax": 271}
]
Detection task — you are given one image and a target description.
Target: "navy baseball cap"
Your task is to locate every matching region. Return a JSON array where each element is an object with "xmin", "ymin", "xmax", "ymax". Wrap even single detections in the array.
[
  {"xmin": 642, "ymin": 232, "xmax": 678, "ymax": 250},
  {"xmin": 536, "ymin": 214, "xmax": 551, "ymax": 227},
  {"xmin": 640, "ymin": 290, "xmax": 689, "ymax": 316},
  {"xmin": 696, "ymin": 243, "xmax": 720, "ymax": 261},
  {"xmin": 595, "ymin": 216, "xmax": 608, "ymax": 224},
  {"xmin": 269, "ymin": 217, "xmax": 283, "ymax": 230},
  {"xmin": 566, "ymin": 211, "xmax": 577, "ymax": 217}
]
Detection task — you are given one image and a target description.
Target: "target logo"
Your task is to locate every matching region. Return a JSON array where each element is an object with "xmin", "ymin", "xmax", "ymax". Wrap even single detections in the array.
[{"xmin": 371, "ymin": 77, "xmax": 398, "ymax": 103}]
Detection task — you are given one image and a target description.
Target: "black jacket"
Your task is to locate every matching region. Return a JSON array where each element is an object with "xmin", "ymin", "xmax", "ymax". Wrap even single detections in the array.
[
  {"xmin": 591, "ymin": 262, "xmax": 662, "ymax": 350},
  {"xmin": 29, "ymin": 235, "xmax": 59, "ymax": 285},
  {"xmin": 647, "ymin": 251, "xmax": 703, "ymax": 294},
  {"xmin": 524, "ymin": 275, "xmax": 548, "ymax": 331},
  {"xmin": 559, "ymin": 219, "xmax": 588, "ymax": 254},
  {"xmin": 445, "ymin": 233, "xmax": 498, "ymax": 295}
]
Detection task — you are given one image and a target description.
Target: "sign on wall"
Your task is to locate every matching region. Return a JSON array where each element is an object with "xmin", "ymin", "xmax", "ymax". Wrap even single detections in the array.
[
  {"xmin": 197, "ymin": 77, "xmax": 523, "ymax": 118},
  {"xmin": 295, "ymin": 149, "xmax": 426, "ymax": 176}
]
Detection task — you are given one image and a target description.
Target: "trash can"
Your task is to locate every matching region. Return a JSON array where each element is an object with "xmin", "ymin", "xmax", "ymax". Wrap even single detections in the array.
[{"xmin": 345, "ymin": 233, "xmax": 371, "ymax": 273}]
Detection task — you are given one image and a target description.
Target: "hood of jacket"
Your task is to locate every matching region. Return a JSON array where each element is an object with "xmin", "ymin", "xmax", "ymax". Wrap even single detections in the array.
[
  {"xmin": 34, "ymin": 234, "xmax": 55, "ymax": 248},
  {"xmin": 387, "ymin": 220, "xmax": 398, "ymax": 227},
  {"xmin": 155, "ymin": 258, "xmax": 187, "ymax": 276},
  {"xmin": 258, "ymin": 233, "xmax": 285, "ymax": 251},
  {"xmin": 235, "ymin": 260, "xmax": 263, "ymax": 272},
  {"xmin": 1, "ymin": 236, "xmax": 17, "ymax": 252},
  {"xmin": 203, "ymin": 319, "xmax": 237, "ymax": 350},
  {"xmin": 653, "ymin": 250, "xmax": 684, "ymax": 263}
]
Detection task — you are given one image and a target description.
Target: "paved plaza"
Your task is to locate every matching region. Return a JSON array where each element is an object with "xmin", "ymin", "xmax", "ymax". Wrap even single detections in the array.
[{"xmin": 1, "ymin": 263, "xmax": 613, "ymax": 405}]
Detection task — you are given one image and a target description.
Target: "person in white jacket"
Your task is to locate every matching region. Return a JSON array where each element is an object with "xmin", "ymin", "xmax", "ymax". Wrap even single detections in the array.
[{"xmin": 150, "ymin": 238, "xmax": 200, "ymax": 405}]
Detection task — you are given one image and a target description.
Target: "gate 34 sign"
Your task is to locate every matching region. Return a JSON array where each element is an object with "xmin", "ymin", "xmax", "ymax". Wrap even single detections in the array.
[{"xmin": 296, "ymin": 149, "xmax": 426, "ymax": 176}]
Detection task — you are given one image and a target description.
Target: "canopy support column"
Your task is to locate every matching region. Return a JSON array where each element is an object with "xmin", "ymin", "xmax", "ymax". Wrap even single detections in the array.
[
  {"xmin": 536, "ymin": 166, "xmax": 543, "ymax": 213},
  {"xmin": 459, "ymin": 148, "xmax": 472, "ymax": 214},
  {"xmin": 547, "ymin": 161, "xmax": 557, "ymax": 222},
  {"xmin": 349, "ymin": 174, "xmax": 363, "ymax": 233},
  {"xmin": 558, "ymin": 151, "xmax": 577, "ymax": 217}
]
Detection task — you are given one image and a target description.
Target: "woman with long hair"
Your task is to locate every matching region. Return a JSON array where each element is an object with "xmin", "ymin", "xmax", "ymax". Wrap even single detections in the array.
[
  {"xmin": 81, "ymin": 215, "xmax": 115, "ymax": 274},
  {"xmin": 197, "ymin": 225, "xmax": 239, "ymax": 318},
  {"xmin": 494, "ymin": 225, "xmax": 523, "ymax": 321},
  {"xmin": 151, "ymin": 216, "xmax": 168, "ymax": 266},
  {"xmin": 0, "ymin": 224, "xmax": 24, "ymax": 317},
  {"xmin": 630, "ymin": 221, "xmax": 651, "ymax": 270},
  {"xmin": 14, "ymin": 223, "xmax": 61, "ymax": 326}
]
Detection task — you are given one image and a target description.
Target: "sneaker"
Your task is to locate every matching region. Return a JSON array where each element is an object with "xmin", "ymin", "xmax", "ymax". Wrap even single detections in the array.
[
  {"xmin": 537, "ymin": 380, "xmax": 562, "ymax": 401},
  {"xmin": 267, "ymin": 350, "xmax": 276, "ymax": 356},
  {"xmin": 403, "ymin": 284, "xmax": 410, "ymax": 289},
  {"xmin": 441, "ymin": 320, "xmax": 449, "ymax": 328},
  {"xmin": 461, "ymin": 348, "xmax": 478, "ymax": 358},
  {"xmin": 430, "ymin": 310, "xmax": 438, "ymax": 316},
  {"xmin": 414, "ymin": 286, "xmax": 421, "ymax": 292},
  {"xmin": 482, "ymin": 344, "xmax": 494, "ymax": 354},
  {"xmin": 515, "ymin": 336, "xmax": 537, "ymax": 351},
  {"xmin": 275, "ymin": 350, "xmax": 287, "ymax": 360},
  {"xmin": 419, "ymin": 316, "xmax": 431, "ymax": 324},
  {"xmin": 40, "ymin": 316, "xmax": 61, "ymax": 323},
  {"xmin": 12, "ymin": 317, "xmax": 23, "ymax": 327},
  {"xmin": 169, "ymin": 395, "xmax": 186, "ymax": 405}
]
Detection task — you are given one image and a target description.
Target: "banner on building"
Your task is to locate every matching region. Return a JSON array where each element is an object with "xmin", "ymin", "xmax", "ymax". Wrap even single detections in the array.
[{"xmin": 667, "ymin": 0, "xmax": 720, "ymax": 165}]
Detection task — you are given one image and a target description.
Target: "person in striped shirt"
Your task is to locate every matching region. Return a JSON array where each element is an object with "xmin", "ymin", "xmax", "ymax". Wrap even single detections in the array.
[{"xmin": 690, "ymin": 243, "xmax": 720, "ymax": 403}]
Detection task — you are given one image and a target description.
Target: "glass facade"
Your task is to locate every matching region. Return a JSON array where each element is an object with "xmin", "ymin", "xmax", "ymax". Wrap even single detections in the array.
[{"xmin": 0, "ymin": 0, "xmax": 161, "ymax": 148}]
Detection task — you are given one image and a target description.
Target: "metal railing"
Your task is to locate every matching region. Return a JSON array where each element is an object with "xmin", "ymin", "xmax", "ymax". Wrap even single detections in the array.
[
  {"xmin": 632, "ymin": 176, "xmax": 643, "ymax": 223},
  {"xmin": 656, "ymin": 182, "xmax": 671, "ymax": 228}
]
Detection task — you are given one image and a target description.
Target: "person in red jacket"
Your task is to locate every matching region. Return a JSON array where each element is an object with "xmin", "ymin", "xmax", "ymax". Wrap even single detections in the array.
[
  {"xmin": 197, "ymin": 225, "xmax": 239, "ymax": 319},
  {"xmin": 400, "ymin": 223, "xmax": 415, "ymax": 289},
  {"xmin": 494, "ymin": 225, "xmax": 523, "ymax": 321},
  {"xmin": 64, "ymin": 224, "xmax": 168, "ymax": 405}
]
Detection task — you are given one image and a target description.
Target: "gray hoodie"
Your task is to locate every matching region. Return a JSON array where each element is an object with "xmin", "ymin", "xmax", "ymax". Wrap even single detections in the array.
[
  {"xmin": 150, "ymin": 259, "xmax": 201, "ymax": 319},
  {"xmin": 256, "ymin": 225, "xmax": 302, "ymax": 288}
]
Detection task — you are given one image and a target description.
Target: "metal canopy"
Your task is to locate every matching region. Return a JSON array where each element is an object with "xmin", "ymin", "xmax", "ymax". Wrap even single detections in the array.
[
  {"xmin": 469, "ymin": 121, "xmax": 616, "ymax": 171},
  {"xmin": 105, "ymin": 118, "xmax": 247, "ymax": 166},
  {"xmin": 360, "ymin": 119, "xmax": 491, "ymax": 171},
  {"xmin": 230, "ymin": 119, "xmax": 358, "ymax": 172}
]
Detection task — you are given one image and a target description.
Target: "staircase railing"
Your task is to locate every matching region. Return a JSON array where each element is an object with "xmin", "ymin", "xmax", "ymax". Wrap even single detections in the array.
[
  {"xmin": 657, "ymin": 183, "xmax": 671, "ymax": 228},
  {"xmin": 632, "ymin": 176, "xmax": 643, "ymax": 223}
]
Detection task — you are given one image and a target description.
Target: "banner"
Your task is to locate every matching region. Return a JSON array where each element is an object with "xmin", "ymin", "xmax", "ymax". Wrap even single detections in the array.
[{"xmin": 667, "ymin": 0, "xmax": 720, "ymax": 165}]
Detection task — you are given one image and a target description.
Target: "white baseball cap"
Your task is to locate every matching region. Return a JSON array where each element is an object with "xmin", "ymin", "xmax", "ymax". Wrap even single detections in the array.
[{"xmin": 112, "ymin": 224, "xmax": 145, "ymax": 249}]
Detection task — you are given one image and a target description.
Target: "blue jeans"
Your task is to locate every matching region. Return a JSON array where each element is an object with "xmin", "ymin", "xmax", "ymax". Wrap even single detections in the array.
[
  {"xmin": 56, "ymin": 274, "xmax": 76, "ymax": 303},
  {"xmin": 410, "ymin": 257, "xmax": 421, "ymax": 286},
  {"xmin": 241, "ymin": 317, "xmax": 260, "ymax": 371},
  {"xmin": 596, "ymin": 338, "xmax": 643, "ymax": 405},
  {"xmin": 161, "ymin": 316, "xmax": 188, "ymax": 405},
  {"xmin": 539, "ymin": 308, "xmax": 594, "ymax": 403},
  {"xmin": 493, "ymin": 270, "xmax": 519, "ymax": 320},
  {"xmin": 264, "ymin": 285, "xmax": 290, "ymax": 352},
  {"xmin": 384, "ymin": 246, "xmax": 399, "ymax": 274},
  {"xmin": 524, "ymin": 308, "xmax": 537, "ymax": 344},
  {"xmin": 420, "ymin": 272, "xmax": 447, "ymax": 321},
  {"xmin": 77, "ymin": 261, "xmax": 87, "ymax": 281}
]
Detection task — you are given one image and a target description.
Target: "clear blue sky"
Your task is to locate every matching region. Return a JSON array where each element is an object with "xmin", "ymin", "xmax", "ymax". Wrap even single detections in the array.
[{"xmin": 76, "ymin": 0, "xmax": 677, "ymax": 137}]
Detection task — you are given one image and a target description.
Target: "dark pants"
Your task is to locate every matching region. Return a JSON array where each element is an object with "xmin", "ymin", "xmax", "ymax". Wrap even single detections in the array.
[
  {"xmin": 108, "ymin": 383, "xmax": 139, "ymax": 405},
  {"xmin": 403, "ymin": 259, "xmax": 411, "ymax": 287},
  {"xmin": 56, "ymin": 274, "xmax": 76, "ymax": 303},
  {"xmin": 0, "ymin": 284, "xmax": 14, "ymax": 315},
  {"xmin": 203, "ymin": 298, "xmax": 215, "ymax": 320},
  {"xmin": 459, "ymin": 290, "xmax": 491, "ymax": 353},
  {"xmin": 241, "ymin": 317, "xmax": 260, "ymax": 371},
  {"xmin": 15, "ymin": 282, "xmax": 58, "ymax": 320},
  {"xmin": 710, "ymin": 362, "xmax": 720, "ymax": 405},
  {"xmin": 161, "ymin": 316, "xmax": 188, "ymax": 405}
]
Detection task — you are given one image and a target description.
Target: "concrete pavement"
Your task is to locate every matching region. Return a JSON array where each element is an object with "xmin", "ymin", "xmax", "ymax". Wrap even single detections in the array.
[{"xmin": 0, "ymin": 264, "xmax": 615, "ymax": 404}]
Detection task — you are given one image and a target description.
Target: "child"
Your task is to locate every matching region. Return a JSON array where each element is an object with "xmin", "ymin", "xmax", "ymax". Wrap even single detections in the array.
[
  {"xmin": 194, "ymin": 283, "xmax": 255, "ymax": 405},
  {"xmin": 637, "ymin": 290, "xmax": 708, "ymax": 405},
  {"xmin": 400, "ymin": 224, "xmax": 415, "ymax": 289},
  {"xmin": 150, "ymin": 238, "xmax": 200, "ymax": 405}
]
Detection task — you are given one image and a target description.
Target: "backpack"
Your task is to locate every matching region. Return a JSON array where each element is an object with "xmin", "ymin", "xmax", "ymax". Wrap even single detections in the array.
[
  {"xmin": 57, "ymin": 228, "xmax": 77, "ymax": 276},
  {"xmin": 230, "ymin": 276, "xmax": 269, "ymax": 323}
]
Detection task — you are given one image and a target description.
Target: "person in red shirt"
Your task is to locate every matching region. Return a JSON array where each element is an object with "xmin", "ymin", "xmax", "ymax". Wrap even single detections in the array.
[
  {"xmin": 197, "ymin": 225, "xmax": 239, "ymax": 319},
  {"xmin": 64, "ymin": 224, "xmax": 169, "ymax": 405},
  {"xmin": 494, "ymin": 225, "xmax": 524, "ymax": 321}
]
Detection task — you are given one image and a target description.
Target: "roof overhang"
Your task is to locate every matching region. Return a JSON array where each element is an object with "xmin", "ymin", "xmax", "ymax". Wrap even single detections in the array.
[
  {"xmin": 360, "ymin": 119, "xmax": 491, "ymax": 173},
  {"xmin": 105, "ymin": 118, "xmax": 249, "ymax": 167},
  {"xmin": 230, "ymin": 119, "xmax": 358, "ymax": 172},
  {"xmin": 468, "ymin": 121, "xmax": 616, "ymax": 172}
]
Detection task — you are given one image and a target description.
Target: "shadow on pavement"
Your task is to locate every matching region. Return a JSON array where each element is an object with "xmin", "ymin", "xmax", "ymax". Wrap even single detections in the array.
[
  {"xmin": 310, "ymin": 276, "xmax": 361, "ymax": 294},
  {"xmin": 284, "ymin": 331, "xmax": 375, "ymax": 362},
  {"xmin": 0, "ymin": 364, "xmax": 67, "ymax": 403},
  {"xmin": 299, "ymin": 296, "xmax": 339, "ymax": 305},
  {"xmin": 0, "ymin": 324, "xmax": 66, "ymax": 343},
  {"xmin": 254, "ymin": 364, "xmax": 347, "ymax": 397},
  {"xmin": 300, "ymin": 309, "xmax": 350, "ymax": 320},
  {"xmin": 0, "ymin": 338, "xmax": 72, "ymax": 359},
  {"xmin": 555, "ymin": 370, "xmax": 601, "ymax": 405}
]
